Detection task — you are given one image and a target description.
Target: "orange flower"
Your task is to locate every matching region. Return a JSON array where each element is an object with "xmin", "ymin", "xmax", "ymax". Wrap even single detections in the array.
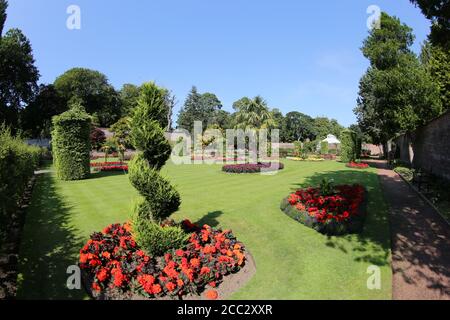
[
  {"xmin": 92, "ymin": 282, "xmax": 101, "ymax": 292},
  {"xmin": 205, "ymin": 290, "xmax": 218, "ymax": 300},
  {"xmin": 177, "ymin": 279, "xmax": 184, "ymax": 287},
  {"xmin": 123, "ymin": 222, "xmax": 132, "ymax": 232},
  {"xmin": 166, "ymin": 282, "xmax": 176, "ymax": 292},
  {"xmin": 233, "ymin": 244, "xmax": 242, "ymax": 250},
  {"xmin": 101, "ymin": 252, "xmax": 111, "ymax": 259},
  {"xmin": 190, "ymin": 258, "xmax": 200, "ymax": 268},
  {"xmin": 200, "ymin": 266, "xmax": 211, "ymax": 275},
  {"xmin": 152, "ymin": 284, "xmax": 162, "ymax": 294}
]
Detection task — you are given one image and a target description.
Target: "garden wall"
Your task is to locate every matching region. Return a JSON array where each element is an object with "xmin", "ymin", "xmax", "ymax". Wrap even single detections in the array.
[{"xmin": 393, "ymin": 110, "xmax": 450, "ymax": 181}]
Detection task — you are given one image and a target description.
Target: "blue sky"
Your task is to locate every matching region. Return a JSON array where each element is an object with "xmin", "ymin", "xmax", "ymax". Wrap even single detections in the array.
[{"xmin": 5, "ymin": 0, "xmax": 430, "ymax": 126}]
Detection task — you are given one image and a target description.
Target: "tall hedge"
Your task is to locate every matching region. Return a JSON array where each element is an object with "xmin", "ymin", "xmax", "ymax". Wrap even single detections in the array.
[
  {"xmin": 52, "ymin": 103, "xmax": 91, "ymax": 180},
  {"xmin": 340, "ymin": 129, "xmax": 360, "ymax": 163},
  {"xmin": 0, "ymin": 126, "xmax": 41, "ymax": 239},
  {"xmin": 128, "ymin": 82, "xmax": 182, "ymax": 255}
]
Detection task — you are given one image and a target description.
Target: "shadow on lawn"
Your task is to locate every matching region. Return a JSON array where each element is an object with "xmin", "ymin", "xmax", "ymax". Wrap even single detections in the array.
[
  {"xmin": 194, "ymin": 211, "xmax": 224, "ymax": 228},
  {"xmin": 88, "ymin": 170, "xmax": 128, "ymax": 180},
  {"xmin": 291, "ymin": 169, "xmax": 391, "ymax": 267},
  {"xmin": 17, "ymin": 171, "xmax": 86, "ymax": 300}
]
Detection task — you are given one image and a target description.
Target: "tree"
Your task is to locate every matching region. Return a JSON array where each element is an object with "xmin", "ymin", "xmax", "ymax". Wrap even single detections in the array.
[
  {"xmin": 410, "ymin": 0, "xmax": 450, "ymax": 49},
  {"xmin": 90, "ymin": 127, "xmax": 106, "ymax": 151},
  {"xmin": 313, "ymin": 117, "xmax": 344, "ymax": 140},
  {"xmin": 110, "ymin": 117, "xmax": 132, "ymax": 149},
  {"xmin": 54, "ymin": 68, "xmax": 121, "ymax": 127},
  {"xmin": 119, "ymin": 84, "xmax": 141, "ymax": 115},
  {"xmin": 233, "ymin": 96, "xmax": 275, "ymax": 130},
  {"xmin": 354, "ymin": 13, "xmax": 442, "ymax": 145},
  {"xmin": 283, "ymin": 111, "xmax": 316, "ymax": 142},
  {"xmin": 177, "ymin": 86, "xmax": 223, "ymax": 132},
  {"xmin": 421, "ymin": 41, "xmax": 450, "ymax": 112},
  {"xmin": 0, "ymin": 14, "xmax": 40, "ymax": 129},
  {"xmin": 21, "ymin": 84, "xmax": 66, "ymax": 138}
]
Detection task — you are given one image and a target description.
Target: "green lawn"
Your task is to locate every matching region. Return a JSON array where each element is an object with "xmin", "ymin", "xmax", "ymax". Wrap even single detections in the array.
[{"xmin": 17, "ymin": 160, "xmax": 392, "ymax": 300}]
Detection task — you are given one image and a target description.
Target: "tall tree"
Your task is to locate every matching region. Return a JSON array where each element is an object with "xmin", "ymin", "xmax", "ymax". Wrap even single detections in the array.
[
  {"xmin": 119, "ymin": 83, "xmax": 141, "ymax": 115},
  {"xmin": 313, "ymin": 117, "xmax": 344, "ymax": 140},
  {"xmin": 233, "ymin": 96, "xmax": 275, "ymax": 130},
  {"xmin": 54, "ymin": 68, "xmax": 121, "ymax": 127},
  {"xmin": 21, "ymin": 84, "xmax": 66, "ymax": 138},
  {"xmin": 177, "ymin": 86, "xmax": 223, "ymax": 132},
  {"xmin": 0, "ymin": 1, "xmax": 40, "ymax": 130},
  {"xmin": 354, "ymin": 12, "xmax": 441, "ymax": 145},
  {"xmin": 283, "ymin": 111, "xmax": 316, "ymax": 142},
  {"xmin": 410, "ymin": 0, "xmax": 450, "ymax": 49}
]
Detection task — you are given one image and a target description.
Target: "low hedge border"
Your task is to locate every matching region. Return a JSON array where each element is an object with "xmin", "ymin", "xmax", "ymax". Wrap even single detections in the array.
[
  {"xmin": 222, "ymin": 162, "xmax": 284, "ymax": 174},
  {"xmin": 280, "ymin": 189, "xmax": 368, "ymax": 236}
]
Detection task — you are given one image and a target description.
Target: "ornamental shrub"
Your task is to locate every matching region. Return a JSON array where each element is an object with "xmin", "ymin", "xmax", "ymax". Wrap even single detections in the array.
[
  {"xmin": 128, "ymin": 82, "xmax": 181, "ymax": 254},
  {"xmin": 0, "ymin": 125, "xmax": 41, "ymax": 241},
  {"xmin": 52, "ymin": 103, "xmax": 91, "ymax": 180},
  {"xmin": 340, "ymin": 129, "xmax": 358, "ymax": 163},
  {"xmin": 320, "ymin": 141, "xmax": 329, "ymax": 155},
  {"xmin": 132, "ymin": 217, "xmax": 188, "ymax": 256}
]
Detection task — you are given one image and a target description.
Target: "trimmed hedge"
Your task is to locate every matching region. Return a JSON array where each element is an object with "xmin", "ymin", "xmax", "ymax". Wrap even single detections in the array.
[
  {"xmin": 222, "ymin": 162, "xmax": 284, "ymax": 174},
  {"xmin": 340, "ymin": 129, "xmax": 359, "ymax": 163},
  {"xmin": 0, "ymin": 126, "xmax": 41, "ymax": 239},
  {"xmin": 52, "ymin": 104, "xmax": 91, "ymax": 180}
]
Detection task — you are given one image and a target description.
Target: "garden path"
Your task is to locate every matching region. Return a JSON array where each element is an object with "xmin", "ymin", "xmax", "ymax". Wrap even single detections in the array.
[{"xmin": 368, "ymin": 160, "xmax": 450, "ymax": 300}]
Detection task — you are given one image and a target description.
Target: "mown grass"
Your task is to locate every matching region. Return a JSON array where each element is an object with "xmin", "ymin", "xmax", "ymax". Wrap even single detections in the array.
[{"xmin": 17, "ymin": 160, "xmax": 392, "ymax": 299}]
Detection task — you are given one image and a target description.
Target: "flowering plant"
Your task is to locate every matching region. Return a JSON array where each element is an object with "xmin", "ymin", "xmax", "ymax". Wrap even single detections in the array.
[
  {"xmin": 222, "ymin": 162, "xmax": 284, "ymax": 174},
  {"xmin": 79, "ymin": 220, "xmax": 246, "ymax": 300},
  {"xmin": 346, "ymin": 162, "xmax": 369, "ymax": 169},
  {"xmin": 99, "ymin": 165, "xmax": 128, "ymax": 172},
  {"xmin": 90, "ymin": 162, "xmax": 125, "ymax": 167},
  {"xmin": 280, "ymin": 184, "xmax": 366, "ymax": 235}
]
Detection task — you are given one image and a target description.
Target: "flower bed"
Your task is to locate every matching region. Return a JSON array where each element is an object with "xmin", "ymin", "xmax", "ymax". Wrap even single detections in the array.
[
  {"xmin": 286, "ymin": 157, "xmax": 324, "ymax": 162},
  {"xmin": 79, "ymin": 220, "xmax": 249, "ymax": 300},
  {"xmin": 222, "ymin": 162, "xmax": 284, "ymax": 174},
  {"xmin": 99, "ymin": 165, "xmax": 128, "ymax": 172},
  {"xmin": 346, "ymin": 162, "xmax": 369, "ymax": 169},
  {"xmin": 280, "ymin": 184, "xmax": 367, "ymax": 235},
  {"xmin": 90, "ymin": 162, "xmax": 125, "ymax": 167}
]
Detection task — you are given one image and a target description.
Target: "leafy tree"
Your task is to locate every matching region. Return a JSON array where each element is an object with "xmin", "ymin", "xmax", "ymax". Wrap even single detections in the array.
[
  {"xmin": 313, "ymin": 117, "xmax": 344, "ymax": 140},
  {"xmin": 0, "ymin": 4, "xmax": 39, "ymax": 130},
  {"xmin": 354, "ymin": 12, "xmax": 442, "ymax": 145},
  {"xmin": 233, "ymin": 96, "xmax": 275, "ymax": 130},
  {"xmin": 283, "ymin": 111, "xmax": 316, "ymax": 142},
  {"xmin": 119, "ymin": 84, "xmax": 141, "ymax": 115},
  {"xmin": 53, "ymin": 68, "xmax": 121, "ymax": 127},
  {"xmin": 410, "ymin": 0, "xmax": 450, "ymax": 49},
  {"xmin": 21, "ymin": 84, "xmax": 66, "ymax": 138},
  {"xmin": 421, "ymin": 41, "xmax": 450, "ymax": 111},
  {"xmin": 177, "ymin": 86, "xmax": 223, "ymax": 132},
  {"xmin": 110, "ymin": 117, "xmax": 132, "ymax": 149}
]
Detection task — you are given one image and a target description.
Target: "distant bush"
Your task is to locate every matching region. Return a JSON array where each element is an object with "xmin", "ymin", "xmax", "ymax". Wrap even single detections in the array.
[
  {"xmin": 90, "ymin": 127, "xmax": 106, "ymax": 151},
  {"xmin": 340, "ymin": 129, "xmax": 359, "ymax": 163},
  {"xmin": 0, "ymin": 125, "xmax": 41, "ymax": 239},
  {"xmin": 320, "ymin": 141, "xmax": 329, "ymax": 155},
  {"xmin": 52, "ymin": 103, "xmax": 91, "ymax": 180}
]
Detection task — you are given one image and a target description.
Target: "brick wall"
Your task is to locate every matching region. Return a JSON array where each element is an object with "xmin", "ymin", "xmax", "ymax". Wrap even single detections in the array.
[{"xmin": 393, "ymin": 110, "xmax": 450, "ymax": 181}]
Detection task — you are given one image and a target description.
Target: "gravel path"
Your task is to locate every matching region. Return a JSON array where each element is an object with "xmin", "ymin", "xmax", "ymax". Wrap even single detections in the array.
[{"xmin": 369, "ymin": 160, "xmax": 450, "ymax": 300}]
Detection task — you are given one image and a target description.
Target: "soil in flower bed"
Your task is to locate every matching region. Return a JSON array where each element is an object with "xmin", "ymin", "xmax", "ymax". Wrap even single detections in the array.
[
  {"xmin": 280, "ymin": 184, "xmax": 367, "ymax": 235},
  {"xmin": 79, "ymin": 220, "xmax": 255, "ymax": 300},
  {"xmin": 222, "ymin": 162, "xmax": 284, "ymax": 174}
]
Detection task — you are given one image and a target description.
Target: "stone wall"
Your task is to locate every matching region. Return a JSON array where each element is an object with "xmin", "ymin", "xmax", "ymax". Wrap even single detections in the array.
[{"xmin": 393, "ymin": 110, "xmax": 450, "ymax": 181}]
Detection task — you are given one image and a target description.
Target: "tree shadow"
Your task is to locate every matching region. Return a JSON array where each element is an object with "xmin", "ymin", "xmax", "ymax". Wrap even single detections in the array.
[
  {"xmin": 17, "ymin": 171, "xmax": 86, "ymax": 300},
  {"xmin": 194, "ymin": 211, "xmax": 224, "ymax": 228},
  {"xmin": 87, "ymin": 170, "xmax": 128, "ymax": 180},
  {"xmin": 291, "ymin": 169, "xmax": 391, "ymax": 267}
]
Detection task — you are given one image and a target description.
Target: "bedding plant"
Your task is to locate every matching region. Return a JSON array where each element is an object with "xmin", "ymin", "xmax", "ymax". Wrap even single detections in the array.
[
  {"xmin": 222, "ymin": 162, "xmax": 284, "ymax": 174},
  {"xmin": 280, "ymin": 179, "xmax": 367, "ymax": 235},
  {"xmin": 80, "ymin": 82, "xmax": 248, "ymax": 300}
]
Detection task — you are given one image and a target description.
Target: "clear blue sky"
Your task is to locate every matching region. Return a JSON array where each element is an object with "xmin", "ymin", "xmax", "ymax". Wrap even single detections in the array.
[{"xmin": 5, "ymin": 0, "xmax": 430, "ymax": 126}]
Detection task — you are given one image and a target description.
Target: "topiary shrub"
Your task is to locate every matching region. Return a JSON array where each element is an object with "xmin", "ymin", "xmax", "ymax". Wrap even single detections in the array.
[
  {"xmin": 52, "ymin": 103, "xmax": 91, "ymax": 180},
  {"xmin": 128, "ymin": 82, "xmax": 181, "ymax": 254},
  {"xmin": 340, "ymin": 129, "xmax": 358, "ymax": 163}
]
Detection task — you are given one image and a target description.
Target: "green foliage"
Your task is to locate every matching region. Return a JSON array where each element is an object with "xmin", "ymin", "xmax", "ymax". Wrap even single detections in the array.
[
  {"xmin": 128, "ymin": 154, "xmax": 180, "ymax": 221},
  {"xmin": 53, "ymin": 68, "xmax": 121, "ymax": 127},
  {"xmin": 132, "ymin": 217, "xmax": 188, "ymax": 256},
  {"xmin": 52, "ymin": 103, "xmax": 91, "ymax": 180},
  {"xmin": 119, "ymin": 83, "xmax": 142, "ymax": 115},
  {"xmin": 319, "ymin": 178, "xmax": 335, "ymax": 196},
  {"xmin": 355, "ymin": 12, "xmax": 442, "ymax": 144},
  {"xmin": 0, "ymin": 124, "xmax": 41, "ymax": 238},
  {"xmin": 233, "ymin": 96, "xmax": 275, "ymax": 130},
  {"xmin": 0, "ymin": 22, "xmax": 39, "ymax": 129},
  {"xmin": 320, "ymin": 141, "xmax": 329, "ymax": 155},
  {"xmin": 340, "ymin": 129, "xmax": 358, "ymax": 163},
  {"xmin": 177, "ymin": 86, "xmax": 224, "ymax": 132},
  {"xmin": 283, "ymin": 112, "xmax": 316, "ymax": 142},
  {"xmin": 313, "ymin": 117, "xmax": 344, "ymax": 140}
]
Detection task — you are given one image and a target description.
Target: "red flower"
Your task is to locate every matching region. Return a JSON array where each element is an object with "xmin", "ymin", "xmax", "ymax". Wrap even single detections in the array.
[
  {"xmin": 165, "ymin": 282, "xmax": 176, "ymax": 292},
  {"xmin": 205, "ymin": 290, "xmax": 219, "ymax": 300},
  {"xmin": 92, "ymin": 282, "xmax": 101, "ymax": 292},
  {"xmin": 200, "ymin": 266, "xmax": 211, "ymax": 275},
  {"xmin": 190, "ymin": 258, "xmax": 200, "ymax": 268},
  {"xmin": 175, "ymin": 249, "xmax": 184, "ymax": 257},
  {"xmin": 152, "ymin": 284, "xmax": 162, "ymax": 295},
  {"xmin": 96, "ymin": 268, "xmax": 109, "ymax": 282}
]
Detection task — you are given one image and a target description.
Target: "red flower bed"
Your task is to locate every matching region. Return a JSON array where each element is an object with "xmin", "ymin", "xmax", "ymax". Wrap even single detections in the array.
[
  {"xmin": 79, "ymin": 221, "xmax": 246, "ymax": 300},
  {"xmin": 346, "ymin": 162, "xmax": 369, "ymax": 169},
  {"xmin": 280, "ymin": 184, "xmax": 367, "ymax": 235},
  {"xmin": 99, "ymin": 165, "xmax": 128, "ymax": 172},
  {"xmin": 90, "ymin": 162, "xmax": 125, "ymax": 167},
  {"xmin": 222, "ymin": 162, "xmax": 284, "ymax": 174}
]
